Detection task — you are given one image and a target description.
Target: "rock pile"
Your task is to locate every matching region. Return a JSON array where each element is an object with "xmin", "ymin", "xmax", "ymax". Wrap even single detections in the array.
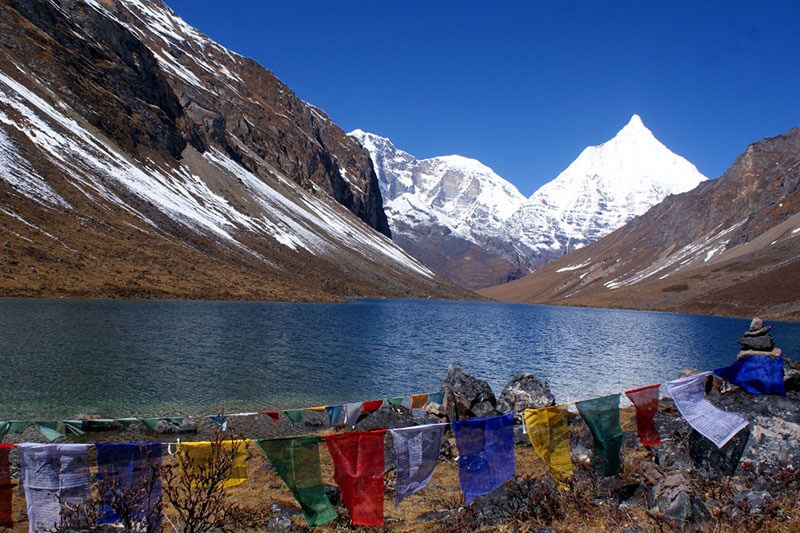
[{"xmin": 737, "ymin": 316, "xmax": 781, "ymax": 358}]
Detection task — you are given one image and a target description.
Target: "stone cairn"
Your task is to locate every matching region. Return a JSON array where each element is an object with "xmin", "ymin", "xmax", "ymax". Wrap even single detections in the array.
[{"xmin": 736, "ymin": 317, "xmax": 782, "ymax": 359}]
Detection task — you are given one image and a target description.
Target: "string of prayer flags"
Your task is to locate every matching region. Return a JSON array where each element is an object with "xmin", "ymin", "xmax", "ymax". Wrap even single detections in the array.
[
  {"xmin": 283, "ymin": 409, "xmax": 303, "ymax": 426},
  {"xmin": 180, "ymin": 440, "xmax": 249, "ymax": 488},
  {"xmin": 0, "ymin": 444, "xmax": 13, "ymax": 528},
  {"xmin": 451, "ymin": 413, "xmax": 516, "ymax": 503},
  {"xmin": 523, "ymin": 406, "xmax": 573, "ymax": 490},
  {"xmin": 326, "ymin": 405, "xmax": 342, "ymax": 426},
  {"xmin": 576, "ymin": 394, "xmax": 623, "ymax": 476},
  {"xmin": 389, "ymin": 423, "xmax": 446, "ymax": 506},
  {"xmin": 625, "ymin": 384, "xmax": 662, "ymax": 446},
  {"xmin": 256, "ymin": 437, "xmax": 336, "ymax": 527},
  {"xmin": 95, "ymin": 442, "xmax": 163, "ymax": 532},
  {"xmin": 665, "ymin": 372, "xmax": 749, "ymax": 448},
  {"xmin": 325, "ymin": 430, "xmax": 386, "ymax": 526},
  {"xmin": 19, "ymin": 443, "xmax": 91, "ymax": 533},
  {"xmin": 714, "ymin": 355, "xmax": 785, "ymax": 395},
  {"xmin": 342, "ymin": 402, "xmax": 362, "ymax": 427},
  {"xmin": 410, "ymin": 393, "xmax": 429, "ymax": 409}
]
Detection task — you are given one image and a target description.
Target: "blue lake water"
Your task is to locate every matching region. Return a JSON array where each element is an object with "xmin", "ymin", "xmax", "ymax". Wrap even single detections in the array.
[{"xmin": 0, "ymin": 298, "xmax": 798, "ymax": 420}]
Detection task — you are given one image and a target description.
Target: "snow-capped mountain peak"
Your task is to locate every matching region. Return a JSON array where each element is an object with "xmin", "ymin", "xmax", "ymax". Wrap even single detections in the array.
[
  {"xmin": 505, "ymin": 114, "xmax": 709, "ymax": 268},
  {"xmin": 349, "ymin": 130, "xmax": 525, "ymax": 239}
]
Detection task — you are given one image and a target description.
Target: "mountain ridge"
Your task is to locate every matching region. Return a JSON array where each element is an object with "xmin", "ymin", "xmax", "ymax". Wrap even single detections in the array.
[
  {"xmin": 353, "ymin": 115, "xmax": 708, "ymax": 289},
  {"xmin": 0, "ymin": 0, "xmax": 474, "ymax": 301},
  {"xmin": 481, "ymin": 126, "xmax": 800, "ymax": 321}
]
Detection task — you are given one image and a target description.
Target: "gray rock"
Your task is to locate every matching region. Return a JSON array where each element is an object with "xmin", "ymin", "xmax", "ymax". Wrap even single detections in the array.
[
  {"xmin": 731, "ymin": 490, "xmax": 774, "ymax": 518},
  {"xmin": 441, "ymin": 365, "xmax": 498, "ymax": 420},
  {"xmin": 648, "ymin": 472, "xmax": 711, "ymax": 528},
  {"xmin": 497, "ymin": 373, "xmax": 556, "ymax": 420},
  {"xmin": 689, "ymin": 425, "xmax": 749, "ymax": 478}
]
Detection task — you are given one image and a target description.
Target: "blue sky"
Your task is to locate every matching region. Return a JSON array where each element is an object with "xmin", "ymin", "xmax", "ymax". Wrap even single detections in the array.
[{"xmin": 164, "ymin": 1, "xmax": 799, "ymax": 196}]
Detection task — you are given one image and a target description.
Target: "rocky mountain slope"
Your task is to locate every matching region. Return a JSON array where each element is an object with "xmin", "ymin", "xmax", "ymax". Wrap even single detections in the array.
[
  {"xmin": 482, "ymin": 127, "xmax": 800, "ymax": 321},
  {"xmin": 349, "ymin": 129, "xmax": 526, "ymax": 289},
  {"xmin": 354, "ymin": 116, "xmax": 707, "ymax": 289},
  {"xmin": 0, "ymin": 0, "xmax": 473, "ymax": 301}
]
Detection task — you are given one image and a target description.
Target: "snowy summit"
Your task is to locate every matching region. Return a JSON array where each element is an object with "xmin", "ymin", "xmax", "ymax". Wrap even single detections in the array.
[{"xmin": 504, "ymin": 114, "xmax": 709, "ymax": 268}]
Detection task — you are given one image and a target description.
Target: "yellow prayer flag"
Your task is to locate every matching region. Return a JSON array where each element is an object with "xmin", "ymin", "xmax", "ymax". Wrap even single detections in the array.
[
  {"xmin": 306, "ymin": 406, "xmax": 327, "ymax": 412},
  {"xmin": 180, "ymin": 439, "xmax": 249, "ymax": 488},
  {"xmin": 410, "ymin": 394, "xmax": 429, "ymax": 409},
  {"xmin": 524, "ymin": 406, "xmax": 573, "ymax": 490}
]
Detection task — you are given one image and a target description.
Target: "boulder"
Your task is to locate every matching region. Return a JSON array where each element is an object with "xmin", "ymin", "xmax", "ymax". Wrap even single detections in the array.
[
  {"xmin": 689, "ymin": 425, "xmax": 749, "ymax": 478},
  {"xmin": 497, "ymin": 373, "xmax": 556, "ymax": 420},
  {"xmin": 648, "ymin": 472, "xmax": 711, "ymax": 528},
  {"xmin": 441, "ymin": 365, "xmax": 498, "ymax": 420}
]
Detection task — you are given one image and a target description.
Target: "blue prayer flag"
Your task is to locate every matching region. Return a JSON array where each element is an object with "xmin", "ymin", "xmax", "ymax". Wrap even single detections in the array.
[
  {"xmin": 451, "ymin": 413, "xmax": 515, "ymax": 503},
  {"xmin": 714, "ymin": 355, "xmax": 785, "ymax": 395}
]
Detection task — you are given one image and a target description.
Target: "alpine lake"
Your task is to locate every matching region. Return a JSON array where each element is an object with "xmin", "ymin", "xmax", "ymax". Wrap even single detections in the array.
[{"xmin": 1, "ymin": 297, "xmax": 799, "ymax": 420}]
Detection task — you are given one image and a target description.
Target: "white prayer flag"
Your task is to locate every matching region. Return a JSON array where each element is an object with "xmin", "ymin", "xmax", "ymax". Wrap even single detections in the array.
[{"xmin": 665, "ymin": 371, "xmax": 748, "ymax": 448}]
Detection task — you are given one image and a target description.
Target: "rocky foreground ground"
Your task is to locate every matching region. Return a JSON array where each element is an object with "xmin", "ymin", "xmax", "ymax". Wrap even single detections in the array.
[{"xmin": 4, "ymin": 363, "xmax": 799, "ymax": 532}]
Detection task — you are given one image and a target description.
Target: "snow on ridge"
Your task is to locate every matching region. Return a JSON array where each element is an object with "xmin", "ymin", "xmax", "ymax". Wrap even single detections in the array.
[
  {"xmin": 603, "ymin": 220, "xmax": 746, "ymax": 289},
  {"xmin": 350, "ymin": 129, "xmax": 525, "ymax": 245}
]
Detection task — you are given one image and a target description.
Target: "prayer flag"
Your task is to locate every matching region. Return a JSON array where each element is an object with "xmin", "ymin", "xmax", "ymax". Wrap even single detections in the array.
[
  {"xmin": 714, "ymin": 355, "xmax": 785, "ymax": 395},
  {"xmin": 261, "ymin": 410, "xmax": 280, "ymax": 422},
  {"xmin": 209, "ymin": 416, "xmax": 228, "ymax": 431},
  {"xmin": 325, "ymin": 430, "xmax": 386, "ymax": 526},
  {"xmin": 523, "ymin": 406, "xmax": 573, "ymax": 490},
  {"xmin": 283, "ymin": 409, "xmax": 303, "ymax": 425},
  {"xmin": 95, "ymin": 442, "xmax": 163, "ymax": 532},
  {"xmin": 451, "ymin": 413, "xmax": 516, "ymax": 503},
  {"xmin": 256, "ymin": 437, "xmax": 336, "ymax": 526},
  {"xmin": 665, "ymin": 372, "xmax": 749, "ymax": 448},
  {"xmin": 625, "ymin": 384, "xmax": 662, "ymax": 446},
  {"xmin": 180, "ymin": 440, "xmax": 248, "ymax": 488},
  {"xmin": 576, "ymin": 394, "xmax": 623, "ymax": 476},
  {"xmin": 428, "ymin": 391, "xmax": 445, "ymax": 404},
  {"xmin": 387, "ymin": 397, "xmax": 405, "ymax": 406},
  {"xmin": 389, "ymin": 423, "xmax": 445, "ymax": 506},
  {"xmin": 326, "ymin": 405, "xmax": 342, "ymax": 425},
  {"xmin": 362, "ymin": 400, "xmax": 383, "ymax": 413},
  {"xmin": 306, "ymin": 406, "xmax": 327, "ymax": 412},
  {"xmin": 19, "ymin": 443, "xmax": 91, "ymax": 533},
  {"xmin": 410, "ymin": 393, "xmax": 429, "ymax": 409},
  {"xmin": 342, "ymin": 402, "xmax": 362, "ymax": 427},
  {"xmin": 0, "ymin": 444, "xmax": 14, "ymax": 528},
  {"xmin": 34, "ymin": 421, "xmax": 63, "ymax": 441},
  {"xmin": 0, "ymin": 420, "xmax": 29, "ymax": 439}
]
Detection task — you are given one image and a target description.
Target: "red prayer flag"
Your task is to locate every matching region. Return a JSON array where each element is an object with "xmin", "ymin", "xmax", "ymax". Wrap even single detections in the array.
[
  {"xmin": 260, "ymin": 410, "xmax": 280, "ymax": 422},
  {"xmin": 0, "ymin": 443, "xmax": 14, "ymax": 528},
  {"xmin": 325, "ymin": 430, "xmax": 386, "ymax": 526},
  {"xmin": 625, "ymin": 384, "xmax": 662, "ymax": 446},
  {"xmin": 362, "ymin": 400, "xmax": 383, "ymax": 413}
]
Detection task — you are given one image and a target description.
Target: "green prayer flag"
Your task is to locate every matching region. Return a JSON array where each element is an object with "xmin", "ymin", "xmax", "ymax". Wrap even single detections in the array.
[
  {"xmin": 0, "ymin": 420, "xmax": 30, "ymax": 439},
  {"xmin": 283, "ymin": 409, "xmax": 303, "ymax": 425},
  {"xmin": 62, "ymin": 420, "xmax": 85, "ymax": 436},
  {"xmin": 576, "ymin": 394, "xmax": 623, "ymax": 476},
  {"xmin": 256, "ymin": 436, "xmax": 336, "ymax": 526},
  {"xmin": 34, "ymin": 421, "xmax": 64, "ymax": 441},
  {"xmin": 387, "ymin": 397, "xmax": 405, "ymax": 406}
]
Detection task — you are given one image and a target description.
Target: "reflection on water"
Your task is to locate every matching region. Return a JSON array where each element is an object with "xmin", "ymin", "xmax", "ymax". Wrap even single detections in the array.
[{"xmin": 0, "ymin": 298, "xmax": 797, "ymax": 419}]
